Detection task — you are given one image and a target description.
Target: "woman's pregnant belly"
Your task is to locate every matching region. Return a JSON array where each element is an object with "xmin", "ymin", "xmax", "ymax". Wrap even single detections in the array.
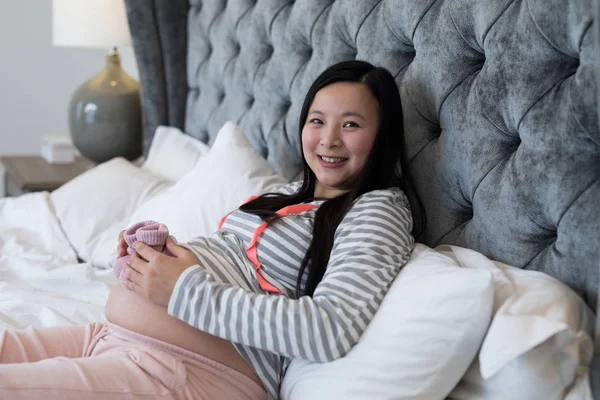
[{"xmin": 105, "ymin": 285, "xmax": 261, "ymax": 385}]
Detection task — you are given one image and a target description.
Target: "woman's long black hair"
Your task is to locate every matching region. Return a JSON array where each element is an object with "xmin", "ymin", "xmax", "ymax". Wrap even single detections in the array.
[{"xmin": 240, "ymin": 60, "xmax": 424, "ymax": 297}]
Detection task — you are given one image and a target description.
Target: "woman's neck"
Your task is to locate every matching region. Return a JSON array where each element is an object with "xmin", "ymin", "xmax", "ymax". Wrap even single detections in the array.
[{"xmin": 314, "ymin": 183, "xmax": 349, "ymax": 199}]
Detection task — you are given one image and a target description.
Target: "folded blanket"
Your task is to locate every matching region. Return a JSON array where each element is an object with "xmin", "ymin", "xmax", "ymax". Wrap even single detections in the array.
[{"xmin": 113, "ymin": 221, "xmax": 172, "ymax": 288}]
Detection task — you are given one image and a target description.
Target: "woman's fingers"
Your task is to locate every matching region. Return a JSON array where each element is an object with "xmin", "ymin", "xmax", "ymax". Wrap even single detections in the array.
[
  {"xmin": 116, "ymin": 230, "xmax": 127, "ymax": 258},
  {"xmin": 165, "ymin": 237, "xmax": 185, "ymax": 256},
  {"xmin": 128, "ymin": 251, "xmax": 147, "ymax": 274},
  {"xmin": 126, "ymin": 277, "xmax": 143, "ymax": 295},
  {"xmin": 133, "ymin": 241, "xmax": 160, "ymax": 263},
  {"xmin": 118, "ymin": 230, "xmax": 126, "ymax": 247},
  {"xmin": 124, "ymin": 264, "xmax": 143, "ymax": 284}
]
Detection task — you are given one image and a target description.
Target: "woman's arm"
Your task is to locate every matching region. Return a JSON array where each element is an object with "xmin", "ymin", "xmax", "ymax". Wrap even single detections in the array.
[
  {"xmin": 168, "ymin": 189, "xmax": 415, "ymax": 362},
  {"xmin": 123, "ymin": 182, "xmax": 304, "ymax": 304}
]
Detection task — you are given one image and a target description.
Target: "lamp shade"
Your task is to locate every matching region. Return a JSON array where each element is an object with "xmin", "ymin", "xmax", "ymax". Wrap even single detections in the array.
[{"xmin": 52, "ymin": 0, "xmax": 132, "ymax": 48}]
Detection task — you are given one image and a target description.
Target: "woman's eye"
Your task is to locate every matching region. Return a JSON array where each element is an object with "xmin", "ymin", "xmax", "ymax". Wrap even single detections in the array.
[
  {"xmin": 310, "ymin": 118, "xmax": 323, "ymax": 125},
  {"xmin": 343, "ymin": 121, "xmax": 359, "ymax": 128}
]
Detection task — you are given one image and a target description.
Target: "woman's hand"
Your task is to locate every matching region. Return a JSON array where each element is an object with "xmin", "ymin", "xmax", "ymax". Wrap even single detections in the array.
[{"xmin": 124, "ymin": 237, "xmax": 198, "ymax": 307}]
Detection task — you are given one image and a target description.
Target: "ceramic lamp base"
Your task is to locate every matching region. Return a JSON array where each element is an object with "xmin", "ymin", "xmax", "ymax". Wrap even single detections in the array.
[{"xmin": 69, "ymin": 49, "xmax": 142, "ymax": 164}]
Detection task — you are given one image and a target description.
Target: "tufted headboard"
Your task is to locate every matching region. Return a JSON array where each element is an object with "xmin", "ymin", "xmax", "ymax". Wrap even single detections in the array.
[{"xmin": 124, "ymin": 0, "xmax": 598, "ymax": 340}]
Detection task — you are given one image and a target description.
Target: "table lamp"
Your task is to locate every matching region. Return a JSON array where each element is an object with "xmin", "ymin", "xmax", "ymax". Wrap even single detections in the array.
[{"xmin": 52, "ymin": 0, "xmax": 141, "ymax": 163}]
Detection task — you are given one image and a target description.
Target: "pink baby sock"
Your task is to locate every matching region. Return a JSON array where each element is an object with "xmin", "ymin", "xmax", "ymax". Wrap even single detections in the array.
[{"xmin": 113, "ymin": 220, "xmax": 172, "ymax": 289}]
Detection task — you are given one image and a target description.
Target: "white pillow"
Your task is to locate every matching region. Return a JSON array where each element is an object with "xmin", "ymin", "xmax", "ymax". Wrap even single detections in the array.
[
  {"xmin": 51, "ymin": 158, "xmax": 171, "ymax": 263},
  {"xmin": 126, "ymin": 121, "xmax": 288, "ymax": 243},
  {"xmin": 445, "ymin": 246, "xmax": 595, "ymax": 400},
  {"xmin": 141, "ymin": 125, "xmax": 210, "ymax": 181},
  {"xmin": 281, "ymin": 244, "xmax": 495, "ymax": 400}
]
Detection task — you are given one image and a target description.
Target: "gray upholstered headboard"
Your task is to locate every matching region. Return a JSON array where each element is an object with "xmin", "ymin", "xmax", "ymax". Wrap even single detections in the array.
[
  {"xmin": 124, "ymin": 0, "xmax": 598, "ymax": 307},
  {"xmin": 124, "ymin": 0, "xmax": 599, "ymax": 377}
]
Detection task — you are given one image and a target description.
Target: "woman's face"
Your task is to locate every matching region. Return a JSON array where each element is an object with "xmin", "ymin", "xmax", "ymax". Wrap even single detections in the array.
[{"xmin": 302, "ymin": 82, "xmax": 380, "ymax": 199}]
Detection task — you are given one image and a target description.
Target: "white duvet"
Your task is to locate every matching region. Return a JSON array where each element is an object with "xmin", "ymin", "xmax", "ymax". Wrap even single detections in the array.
[{"xmin": 0, "ymin": 192, "xmax": 115, "ymax": 330}]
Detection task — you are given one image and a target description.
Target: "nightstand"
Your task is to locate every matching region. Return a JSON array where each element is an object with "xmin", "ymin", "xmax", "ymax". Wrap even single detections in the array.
[{"xmin": 0, "ymin": 155, "xmax": 95, "ymax": 197}]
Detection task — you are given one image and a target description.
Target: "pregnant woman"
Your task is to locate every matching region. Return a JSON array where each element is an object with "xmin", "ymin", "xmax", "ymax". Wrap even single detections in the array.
[{"xmin": 0, "ymin": 60, "xmax": 419, "ymax": 400}]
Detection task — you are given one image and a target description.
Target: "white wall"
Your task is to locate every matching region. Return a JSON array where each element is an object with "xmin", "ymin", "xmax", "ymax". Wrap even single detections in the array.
[{"xmin": 0, "ymin": 0, "xmax": 138, "ymax": 197}]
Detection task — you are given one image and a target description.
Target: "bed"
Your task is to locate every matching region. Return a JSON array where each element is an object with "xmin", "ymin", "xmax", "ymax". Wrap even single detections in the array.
[{"xmin": 0, "ymin": 0, "xmax": 598, "ymax": 398}]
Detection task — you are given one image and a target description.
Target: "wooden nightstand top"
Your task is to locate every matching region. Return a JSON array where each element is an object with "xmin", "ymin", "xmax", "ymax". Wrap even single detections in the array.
[{"xmin": 0, "ymin": 155, "xmax": 95, "ymax": 192}]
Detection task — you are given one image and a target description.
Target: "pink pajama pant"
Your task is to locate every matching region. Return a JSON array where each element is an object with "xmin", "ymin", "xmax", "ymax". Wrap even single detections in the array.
[{"xmin": 0, "ymin": 322, "xmax": 267, "ymax": 399}]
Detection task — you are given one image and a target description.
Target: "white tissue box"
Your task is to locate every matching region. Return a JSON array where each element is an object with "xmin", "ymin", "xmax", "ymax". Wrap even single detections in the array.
[{"xmin": 41, "ymin": 136, "xmax": 76, "ymax": 164}]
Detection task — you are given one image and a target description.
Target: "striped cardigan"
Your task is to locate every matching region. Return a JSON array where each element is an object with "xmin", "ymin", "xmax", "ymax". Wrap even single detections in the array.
[{"xmin": 168, "ymin": 182, "xmax": 415, "ymax": 399}]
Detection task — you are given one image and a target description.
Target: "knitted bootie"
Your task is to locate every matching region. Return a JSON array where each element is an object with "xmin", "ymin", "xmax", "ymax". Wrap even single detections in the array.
[{"xmin": 113, "ymin": 221, "xmax": 172, "ymax": 288}]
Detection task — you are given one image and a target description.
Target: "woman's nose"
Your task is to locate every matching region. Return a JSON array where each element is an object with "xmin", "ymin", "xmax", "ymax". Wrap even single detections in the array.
[{"xmin": 320, "ymin": 126, "xmax": 341, "ymax": 148}]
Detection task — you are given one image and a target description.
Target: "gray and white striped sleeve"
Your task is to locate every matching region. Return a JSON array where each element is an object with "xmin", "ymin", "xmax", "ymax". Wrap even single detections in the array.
[{"xmin": 167, "ymin": 188, "xmax": 414, "ymax": 362}]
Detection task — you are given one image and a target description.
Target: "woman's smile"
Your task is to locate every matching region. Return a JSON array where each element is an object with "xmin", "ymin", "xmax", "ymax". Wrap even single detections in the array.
[{"xmin": 318, "ymin": 155, "xmax": 349, "ymax": 167}]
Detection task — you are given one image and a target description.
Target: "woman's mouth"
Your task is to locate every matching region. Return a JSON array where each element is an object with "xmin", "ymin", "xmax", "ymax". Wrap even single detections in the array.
[{"xmin": 318, "ymin": 155, "xmax": 348, "ymax": 167}]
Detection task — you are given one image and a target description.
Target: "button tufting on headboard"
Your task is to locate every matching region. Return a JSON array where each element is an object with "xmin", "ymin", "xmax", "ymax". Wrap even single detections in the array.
[{"xmin": 265, "ymin": 44, "xmax": 274, "ymax": 57}]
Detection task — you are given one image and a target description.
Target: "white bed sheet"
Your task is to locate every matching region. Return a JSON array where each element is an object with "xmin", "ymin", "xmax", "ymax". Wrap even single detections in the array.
[{"xmin": 0, "ymin": 192, "xmax": 115, "ymax": 330}]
